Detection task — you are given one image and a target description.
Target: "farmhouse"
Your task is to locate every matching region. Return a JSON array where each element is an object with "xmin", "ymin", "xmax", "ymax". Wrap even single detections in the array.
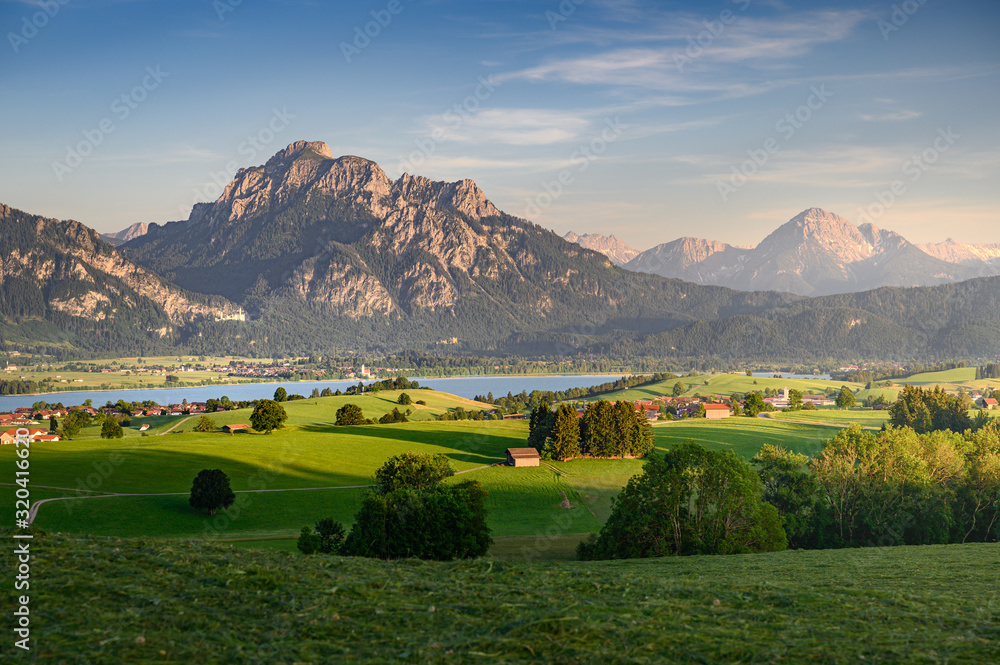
[
  {"xmin": 703, "ymin": 403, "xmax": 732, "ymax": 419},
  {"xmin": 1, "ymin": 428, "xmax": 58, "ymax": 444},
  {"xmin": 222, "ymin": 424, "xmax": 250, "ymax": 434},
  {"xmin": 983, "ymin": 398, "xmax": 998, "ymax": 410},
  {"xmin": 506, "ymin": 447, "xmax": 540, "ymax": 467}
]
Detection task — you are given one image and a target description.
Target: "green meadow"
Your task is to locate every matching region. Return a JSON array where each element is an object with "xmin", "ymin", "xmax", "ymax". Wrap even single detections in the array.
[
  {"xmin": 4, "ymin": 392, "xmax": 843, "ymax": 557},
  {"xmin": 593, "ymin": 373, "xmax": 863, "ymax": 402},
  {"xmin": 10, "ymin": 529, "xmax": 998, "ymax": 664},
  {"xmin": 765, "ymin": 408, "xmax": 889, "ymax": 428},
  {"xmin": 903, "ymin": 367, "xmax": 979, "ymax": 385}
]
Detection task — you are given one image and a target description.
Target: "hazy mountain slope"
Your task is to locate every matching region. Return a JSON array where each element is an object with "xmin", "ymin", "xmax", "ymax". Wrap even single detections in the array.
[
  {"xmin": 100, "ymin": 222, "xmax": 150, "ymax": 246},
  {"xmin": 624, "ymin": 237, "xmax": 747, "ymax": 284},
  {"xmin": 563, "ymin": 231, "xmax": 640, "ymax": 265},
  {"xmin": 917, "ymin": 238, "xmax": 1000, "ymax": 268},
  {"xmin": 624, "ymin": 208, "xmax": 984, "ymax": 295}
]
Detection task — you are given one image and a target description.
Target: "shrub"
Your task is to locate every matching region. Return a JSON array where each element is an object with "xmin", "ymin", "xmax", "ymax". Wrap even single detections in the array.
[{"xmin": 193, "ymin": 415, "xmax": 216, "ymax": 432}]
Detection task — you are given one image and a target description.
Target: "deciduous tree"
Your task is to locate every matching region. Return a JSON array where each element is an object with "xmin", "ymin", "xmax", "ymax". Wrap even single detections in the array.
[
  {"xmin": 250, "ymin": 399, "xmax": 287, "ymax": 433},
  {"xmin": 335, "ymin": 403, "xmax": 366, "ymax": 426},
  {"xmin": 189, "ymin": 469, "xmax": 235, "ymax": 516}
]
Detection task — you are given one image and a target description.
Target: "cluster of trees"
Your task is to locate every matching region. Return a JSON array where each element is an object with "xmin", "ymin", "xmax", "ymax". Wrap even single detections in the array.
[
  {"xmin": 976, "ymin": 363, "xmax": 1000, "ymax": 380},
  {"xmin": 888, "ymin": 385, "xmax": 972, "ymax": 433},
  {"xmin": 579, "ymin": 420, "xmax": 1000, "ymax": 561},
  {"xmin": 378, "ymin": 408, "xmax": 409, "ymax": 424},
  {"xmin": 0, "ymin": 379, "xmax": 40, "ymax": 395},
  {"xmin": 755, "ymin": 423, "xmax": 1000, "ymax": 548},
  {"xmin": 336, "ymin": 377, "xmax": 422, "ymax": 397},
  {"xmin": 527, "ymin": 400, "xmax": 654, "ymax": 460},
  {"xmin": 58, "ymin": 408, "xmax": 93, "ymax": 437},
  {"xmin": 436, "ymin": 407, "xmax": 498, "ymax": 421},
  {"xmin": 272, "ymin": 387, "xmax": 306, "ymax": 402},
  {"xmin": 578, "ymin": 444, "xmax": 786, "ymax": 559},
  {"xmin": 478, "ymin": 373, "xmax": 675, "ymax": 414},
  {"xmin": 334, "ymin": 402, "xmax": 413, "ymax": 425},
  {"xmin": 297, "ymin": 453, "xmax": 491, "ymax": 560}
]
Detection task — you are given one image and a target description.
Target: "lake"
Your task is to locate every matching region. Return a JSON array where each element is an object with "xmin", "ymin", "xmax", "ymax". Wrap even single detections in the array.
[
  {"xmin": 0, "ymin": 374, "xmax": 628, "ymax": 410},
  {"xmin": 752, "ymin": 372, "xmax": 833, "ymax": 381}
]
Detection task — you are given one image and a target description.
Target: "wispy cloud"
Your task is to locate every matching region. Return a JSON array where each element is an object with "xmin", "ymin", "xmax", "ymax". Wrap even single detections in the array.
[
  {"xmin": 859, "ymin": 110, "xmax": 923, "ymax": 122},
  {"xmin": 86, "ymin": 145, "xmax": 227, "ymax": 166},
  {"xmin": 500, "ymin": 9, "xmax": 871, "ymax": 87},
  {"xmin": 421, "ymin": 108, "xmax": 591, "ymax": 146}
]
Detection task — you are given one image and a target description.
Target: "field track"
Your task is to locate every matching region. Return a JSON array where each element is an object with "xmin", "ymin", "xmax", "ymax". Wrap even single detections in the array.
[{"xmin": 11, "ymin": 462, "xmax": 502, "ymax": 526}]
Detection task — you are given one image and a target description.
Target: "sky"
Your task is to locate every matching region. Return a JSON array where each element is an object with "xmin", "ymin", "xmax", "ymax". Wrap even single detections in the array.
[{"xmin": 1, "ymin": 0, "xmax": 998, "ymax": 250}]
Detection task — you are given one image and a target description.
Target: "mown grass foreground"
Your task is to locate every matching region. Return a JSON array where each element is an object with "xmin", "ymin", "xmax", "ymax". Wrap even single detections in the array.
[{"xmin": 8, "ymin": 530, "xmax": 998, "ymax": 664}]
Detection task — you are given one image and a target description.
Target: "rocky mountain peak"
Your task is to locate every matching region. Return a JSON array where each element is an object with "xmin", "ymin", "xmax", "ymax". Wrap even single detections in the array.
[
  {"xmin": 756, "ymin": 207, "xmax": 872, "ymax": 264},
  {"xmin": 265, "ymin": 140, "xmax": 333, "ymax": 170},
  {"xmin": 563, "ymin": 231, "xmax": 640, "ymax": 265},
  {"xmin": 392, "ymin": 173, "xmax": 499, "ymax": 219}
]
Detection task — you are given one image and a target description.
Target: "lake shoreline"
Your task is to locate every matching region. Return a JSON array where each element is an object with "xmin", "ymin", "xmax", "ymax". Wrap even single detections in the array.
[{"xmin": 0, "ymin": 373, "xmax": 633, "ymax": 408}]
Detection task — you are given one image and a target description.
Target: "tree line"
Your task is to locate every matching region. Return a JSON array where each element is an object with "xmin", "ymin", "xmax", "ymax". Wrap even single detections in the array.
[
  {"xmin": 527, "ymin": 399, "xmax": 654, "ymax": 460},
  {"xmin": 580, "ymin": 421, "xmax": 1000, "ymax": 560},
  {"xmin": 478, "ymin": 373, "xmax": 676, "ymax": 414}
]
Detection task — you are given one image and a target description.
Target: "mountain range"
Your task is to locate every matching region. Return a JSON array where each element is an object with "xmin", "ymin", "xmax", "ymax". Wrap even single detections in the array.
[
  {"xmin": 566, "ymin": 209, "xmax": 1000, "ymax": 296},
  {"xmin": 3, "ymin": 140, "xmax": 999, "ymax": 360},
  {"xmin": 107, "ymin": 141, "xmax": 789, "ymax": 354}
]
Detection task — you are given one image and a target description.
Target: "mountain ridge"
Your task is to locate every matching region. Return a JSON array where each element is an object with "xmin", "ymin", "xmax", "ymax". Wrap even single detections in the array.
[
  {"xmin": 0, "ymin": 204, "xmax": 243, "ymax": 352},
  {"xmin": 118, "ymin": 141, "xmax": 792, "ymax": 352},
  {"xmin": 622, "ymin": 207, "xmax": 992, "ymax": 295}
]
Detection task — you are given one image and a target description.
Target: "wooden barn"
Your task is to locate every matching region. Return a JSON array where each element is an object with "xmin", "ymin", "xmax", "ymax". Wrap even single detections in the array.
[
  {"xmin": 506, "ymin": 447, "xmax": 540, "ymax": 467},
  {"xmin": 703, "ymin": 404, "xmax": 732, "ymax": 420}
]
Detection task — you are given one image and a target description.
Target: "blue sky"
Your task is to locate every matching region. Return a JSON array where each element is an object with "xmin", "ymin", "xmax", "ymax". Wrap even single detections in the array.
[{"xmin": 1, "ymin": 0, "xmax": 998, "ymax": 249}]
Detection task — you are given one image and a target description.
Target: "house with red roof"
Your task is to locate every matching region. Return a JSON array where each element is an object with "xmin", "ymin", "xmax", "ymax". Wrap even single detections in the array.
[{"xmin": 1, "ymin": 428, "xmax": 59, "ymax": 444}]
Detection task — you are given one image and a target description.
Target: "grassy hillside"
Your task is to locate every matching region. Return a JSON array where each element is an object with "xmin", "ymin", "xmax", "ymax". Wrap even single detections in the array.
[
  {"xmin": 15, "ymin": 411, "xmax": 833, "ymax": 543},
  {"xmin": 903, "ymin": 367, "xmax": 978, "ymax": 385},
  {"xmin": 589, "ymin": 373, "xmax": 862, "ymax": 402},
  {"xmin": 765, "ymin": 409, "xmax": 889, "ymax": 428},
  {"xmin": 9, "ymin": 528, "xmax": 997, "ymax": 664},
  {"xmin": 652, "ymin": 418, "xmax": 831, "ymax": 458}
]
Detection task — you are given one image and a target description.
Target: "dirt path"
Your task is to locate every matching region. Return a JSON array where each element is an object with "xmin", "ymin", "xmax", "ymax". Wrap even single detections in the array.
[
  {"xmin": 24, "ymin": 483, "xmax": 376, "ymax": 526},
  {"xmin": 758, "ymin": 413, "xmax": 881, "ymax": 430},
  {"xmin": 1, "ymin": 482, "xmax": 110, "ymax": 494},
  {"xmin": 23, "ymin": 463, "xmax": 502, "ymax": 526},
  {"xmin": 158, "ymin": 415, "xmax": 195, "ymax": 435}
]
